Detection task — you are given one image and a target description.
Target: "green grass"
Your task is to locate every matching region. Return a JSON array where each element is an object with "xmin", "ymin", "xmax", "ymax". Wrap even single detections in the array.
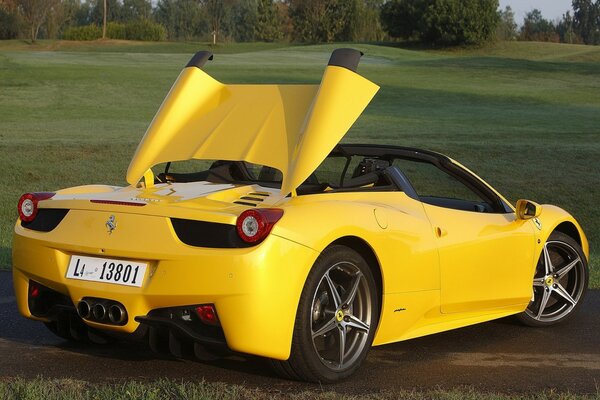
[
  {"xmin": 0, "ymin": 378, "xmax": 598, "ymax": 400},
  {"xmin": 0, "ymin": 40, "xmax": 598, "ymax": 287}
]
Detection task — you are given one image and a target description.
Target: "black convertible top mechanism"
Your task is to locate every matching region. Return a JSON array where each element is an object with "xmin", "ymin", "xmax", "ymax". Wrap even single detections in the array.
[
  {"xmin": 186, "ymin": 51, "xmax": 214, "ymax": 69},
  {"xmin": 328, "ymin": 48, "xmax": 364, "ymax": 72}
]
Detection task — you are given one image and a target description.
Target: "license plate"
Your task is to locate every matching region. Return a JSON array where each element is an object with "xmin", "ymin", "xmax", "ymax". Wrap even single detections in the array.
[{"xmin": 66, "ymin": 255, "xmax": 147, "ymax": 287}]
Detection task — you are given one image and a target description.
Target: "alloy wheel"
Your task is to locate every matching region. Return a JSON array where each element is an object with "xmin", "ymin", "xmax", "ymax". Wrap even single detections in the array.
[
  {"xmin": 526, "ymin": 240, "xmax": 586, "ymax": 323},
  {"xmin": 310, "ymin": 261, "xmax": 372, "ymax": 371}
]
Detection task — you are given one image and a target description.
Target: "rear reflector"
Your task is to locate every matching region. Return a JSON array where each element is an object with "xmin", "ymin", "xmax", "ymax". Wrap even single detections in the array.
[
  {"xmin": 29, "ymin": 282, "xmax": 40, "ymax": 298},
  {"xmin": 195, "ymin": 304, "xmax": 219, "ymax": 326}
]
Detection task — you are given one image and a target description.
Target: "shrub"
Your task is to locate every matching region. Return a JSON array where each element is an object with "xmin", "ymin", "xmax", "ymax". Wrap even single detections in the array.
[
  {"xmin": 106, "ymin": 22, "xmax": 126, "ymax": 40},
  {"xmin": 63, "ymin": 24, "xmax": 102, "ymax": 41},
  {"xmin": 124, "ymin": 19, "xmax": 167, "ymax": 41},
  {"xmin": 62, "ymin": 20, "xmax": 166, "ymax": 42}
]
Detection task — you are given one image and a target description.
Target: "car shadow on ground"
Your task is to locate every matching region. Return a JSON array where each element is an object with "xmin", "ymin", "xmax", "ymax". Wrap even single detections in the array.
[{"xmin": 1, "ymin": 267, "xmax": 597, "ymax": 389}]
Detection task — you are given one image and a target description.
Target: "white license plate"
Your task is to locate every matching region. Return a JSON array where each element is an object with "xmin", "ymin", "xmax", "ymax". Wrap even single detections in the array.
[{"xmin": 66, "ymin": 255, "xmax": 147, "ymax": 287}]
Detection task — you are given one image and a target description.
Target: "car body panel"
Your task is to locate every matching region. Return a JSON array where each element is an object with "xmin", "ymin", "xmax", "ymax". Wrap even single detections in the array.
[
  {"xmin": 126, "ymin": 64, "xmax": 379, "ymax": 195},
  {"xmin": 13, "ymin": 212, "xmax": 319, "ymax": 360},
  {"xmin": 49, "ymin": 183, "xmax": 286, "ymax": 225},
  {"xmin": 534, "ymin": 204, "xmax": 589, "ymax": 260},
  {"xmin": 422, "ymin": 204, "xmax": 536, "ymax": 314}
]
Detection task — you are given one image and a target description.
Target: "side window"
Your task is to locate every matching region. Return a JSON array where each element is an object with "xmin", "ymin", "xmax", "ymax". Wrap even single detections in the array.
[{"xmin": 393, "ymin": 159, "xmax": 490, "ymax": 211}]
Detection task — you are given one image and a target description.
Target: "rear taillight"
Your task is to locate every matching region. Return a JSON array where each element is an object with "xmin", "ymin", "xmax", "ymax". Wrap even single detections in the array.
[
  {"xmin": 236, "ymin": 208, "xmax": 283, "ymax": 244},
  {"xmin": 18, "ymin": 192, "xmax": 55, "ymax": 222},
  {"xmin": 29, "ymin": 281, "xmax": 41, "ymax": 298}
]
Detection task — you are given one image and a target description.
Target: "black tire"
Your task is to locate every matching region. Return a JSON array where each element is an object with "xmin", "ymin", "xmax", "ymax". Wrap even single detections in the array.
[
  {"xmin": 518, "ymin": 231, "xmax": 589, "ymax": 327},
  {"xmin": 271, "ymin": 245, "xmax": 379, "ymax": 383}
]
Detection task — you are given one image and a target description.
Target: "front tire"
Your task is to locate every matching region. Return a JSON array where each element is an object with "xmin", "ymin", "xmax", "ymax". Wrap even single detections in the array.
[
  {"xmin": 271, "ymin": 245, "xmax": 379, "ymax": 382},
  {"xmin": 518, "ymin": 232, "xmax": 588, "ymax": 327}
]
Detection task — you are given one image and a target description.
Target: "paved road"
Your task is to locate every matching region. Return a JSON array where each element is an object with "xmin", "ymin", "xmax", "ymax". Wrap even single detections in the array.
[{"xmin": 1, "ymin": 271, "xmax": 599, "ymax": 394}]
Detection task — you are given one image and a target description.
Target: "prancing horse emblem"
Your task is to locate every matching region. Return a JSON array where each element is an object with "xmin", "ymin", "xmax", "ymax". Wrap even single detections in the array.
[{"xmin": 106, "ymin": 215, "xmax": 117, "ymax": 234}]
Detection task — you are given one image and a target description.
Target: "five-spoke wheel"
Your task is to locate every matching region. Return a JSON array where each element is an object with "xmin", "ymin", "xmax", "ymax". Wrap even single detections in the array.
[
  {"xmin": 311, "ymin": 260, "xmax": 372, "ymax": 371},
  {"xmin": 519, "ymin": 232, "xmax": 588, "ymax": 326},
  {"xmin": 271, "ymin": 245, "xmax": 378, "ymax": 382}
]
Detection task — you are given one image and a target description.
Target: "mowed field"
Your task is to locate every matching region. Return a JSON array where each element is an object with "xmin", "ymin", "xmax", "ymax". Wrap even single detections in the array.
[{"xmin": 0, "ymin": 40, "xmax": 598, "ymax": 288}]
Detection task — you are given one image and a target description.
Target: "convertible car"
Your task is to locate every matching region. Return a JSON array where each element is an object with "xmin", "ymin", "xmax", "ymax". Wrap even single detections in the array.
[{"xmin": 13, "ymin": 49, "xmax": 589, "ymax": 382}]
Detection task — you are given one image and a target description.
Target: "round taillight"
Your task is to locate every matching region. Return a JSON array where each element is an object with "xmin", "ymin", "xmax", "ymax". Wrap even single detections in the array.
[
  {"xmin": 18, "ymin": 192, "xmax": 55, "ymax": 222},
  {"xmin": 236, "ymin": 208, "xmax": 284, "ymax": 244}
]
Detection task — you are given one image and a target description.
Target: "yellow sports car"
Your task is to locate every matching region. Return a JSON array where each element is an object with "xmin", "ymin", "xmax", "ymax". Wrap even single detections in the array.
[{"xmin": 13, "ymin": 49, "xmax": 589, "ymax": 383}]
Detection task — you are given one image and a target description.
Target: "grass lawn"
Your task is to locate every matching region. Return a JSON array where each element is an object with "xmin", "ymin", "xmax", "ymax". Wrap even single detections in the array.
[
  {"xmin": 0, "ymin": 40, "xmax": 598, "ymax": 289},
  {"xmin": 1, "ymin": 377, "xmax": 598, "ymax": 400}
]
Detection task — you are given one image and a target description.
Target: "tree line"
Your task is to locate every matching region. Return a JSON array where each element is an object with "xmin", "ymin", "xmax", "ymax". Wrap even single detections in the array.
[
  {"xmin": 498, "ymin": 1, "xmax": 600, "ymax": 45},
  {"xmin": 0, "ymin": 0, "xmax": 386, "ymax": 43},
  {"xmin": 0, "ymin": 0, "xmax": 599, "ymax": 46}
]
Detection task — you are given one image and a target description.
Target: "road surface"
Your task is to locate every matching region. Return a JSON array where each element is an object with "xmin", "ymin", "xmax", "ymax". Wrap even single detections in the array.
[{"xmin": 1, "ymin": 271, "xmax": 598, "ymax": 394}]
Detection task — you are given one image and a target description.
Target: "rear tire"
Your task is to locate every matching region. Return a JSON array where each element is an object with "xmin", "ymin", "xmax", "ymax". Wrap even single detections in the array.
[
  {"xmin": 271, "ymin": 245, "xmax": 379, "ymax": 382},
  {"xmin": 518, "ymin": 231, "xmax": 588, "ymax": 327}
]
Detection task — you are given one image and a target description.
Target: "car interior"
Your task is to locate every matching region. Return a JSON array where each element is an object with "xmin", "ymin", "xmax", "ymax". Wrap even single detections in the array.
[{"xmin": 155, "ymin": 145, "xmax": 512, "ymax": 214}]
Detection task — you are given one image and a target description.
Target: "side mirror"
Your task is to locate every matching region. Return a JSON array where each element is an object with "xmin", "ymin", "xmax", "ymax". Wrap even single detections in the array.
[{"xmin": 515, "ymin": 199, "xmax": 542, "ymax": 220}]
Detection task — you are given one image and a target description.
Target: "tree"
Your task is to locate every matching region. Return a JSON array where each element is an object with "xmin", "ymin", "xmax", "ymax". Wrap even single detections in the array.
[
  {"xmin": 254, "ymin": 0, "xmax": 282, "ymax": 41},
  {"xmin": 73, "ymin": 0, "xmax": 92, "ymax": 26},
  {"xmin": 121, "ymin": 0, "xmax": 152, "ymax": 21},
  {"xmin": 154, "ymin": 0, "xmax": 206, "ymax": 40},
  {"xmin": 230, "ymin": 0, "xmax": 258, "ymax": 42},
  {"xmin": 89, "ymin": 0, "xmax": 122, "ymax": 25},
  {"xmin": 344, "ymin": 0, "xmax": 385, "ymax": 42},
  {"xmin": 557, "ymin": 11, "xmax": 581, "ymax": 43},
  {"xmin": 46, "ymin": 0, "xmax": 78, "ymax": 39},
  {"xmin": 102, "ymin": 0, "xmax": 106, "ymax": 38},
  {"xmin": 200, "ymin": 0, "xmax": 233, "ymax": 44},
  {"xmin": 380, "ymin": 0, "xmax": 425, "ymax": 39},
  {"xmin": 275, "ymin": 0, "xmax": 293, "ymax": 39},
  {"xmin": 0, "ymin": 0, "xmax": 20, "ymax": 40},
  {"xmin": 16, "ymin": 0, "xmax": 59, "ymax": 42},
  {"xmin": 572, "ymin": 0, "xmax": 600, "ymax": 45},
  {"xmin": 496, "ymin": 5, "xmax": 517, "ymax": 40},
  {"xmin": 519, "ymin": 9, "xmax": 559, "ymax": 42},
  {"xmin": 287, "ymin": 0, "xmax": 354, "ymax": 43},
  {"xmin": 421, "ymin": 0, "xmax": 499, "ymax": 46},
  {"xmin": 380, "ymin": 0, "xmax": 499, "ymax": 46}
]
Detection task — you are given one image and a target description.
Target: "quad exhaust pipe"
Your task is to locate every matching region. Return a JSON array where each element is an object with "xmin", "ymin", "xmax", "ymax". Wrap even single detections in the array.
[
  {"xmin": 77, "ymin": 298, "xmax": 128, "ymax": 325},
  {"xmin": 108, "ymin": 304, "xmax": 126, "ymax": 324},
  {"xmin": 92, "ymin": 303, "xmax": 106, "ymax": 320},
  {"xmin": 77, "ymin": 299, "xmax": 91, "ymax": 319}
]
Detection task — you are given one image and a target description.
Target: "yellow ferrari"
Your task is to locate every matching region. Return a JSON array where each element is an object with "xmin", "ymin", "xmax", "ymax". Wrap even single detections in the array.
[{"xmin": 13, "ymin": 49, "xmax": 589, "ymax": 382}]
